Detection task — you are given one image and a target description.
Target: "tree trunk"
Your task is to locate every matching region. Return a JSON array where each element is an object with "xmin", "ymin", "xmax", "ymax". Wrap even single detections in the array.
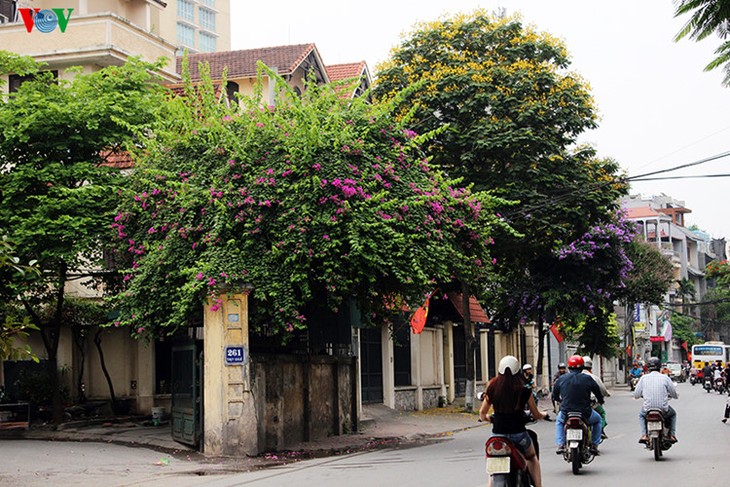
[
  {"xmin": 72, "ymin": 324, "xmax": 86, "ymax": 403},
  {"xmin": 536, "ymin": 313, "xmax": 546, "ymax": 392},
  {"xmin": 462, "ymin": 281, "xmax": 475, "ymax": 412},
  {"xmin": 93, "ymin": 327, "xmax": 117, "ymax": 410}
]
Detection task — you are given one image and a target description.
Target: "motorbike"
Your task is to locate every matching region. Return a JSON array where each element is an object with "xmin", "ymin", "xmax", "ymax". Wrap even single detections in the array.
[
  {"xmin": 560, "ymin": 412, "xmax": 596, "ymax": 475},
  {"xmin": 485, "ymin": 433, "xmax": 536, "ymax": 487},
  {"xmin": 715, "ymin": 376, "xmax": 726, "ymax": 394},
  {"xmin": 704, "ymin": 376, "xmax": 714, "ymax": 393},
  {"xmin": 630, "ymin": 375, "xmax": 641, "ymax": 391},
  {"xmin": 479, "ymin": 392, "xmax": 547, "ymax": 487},
  {"xmin": 643, "ymin": 409, "xmax": 674, "ymax": 461}
]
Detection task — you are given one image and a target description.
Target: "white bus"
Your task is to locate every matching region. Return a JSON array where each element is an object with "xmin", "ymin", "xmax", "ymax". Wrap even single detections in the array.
[{"xmin": 691, "ymin": 342, "xmax": 729, "ymax": 369}]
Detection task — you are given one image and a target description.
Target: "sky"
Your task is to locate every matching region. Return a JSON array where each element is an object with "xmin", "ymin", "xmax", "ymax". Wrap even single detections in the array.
[{"xmin": 230, "ymin": 1, "xmax": 730, "ymax": 241}]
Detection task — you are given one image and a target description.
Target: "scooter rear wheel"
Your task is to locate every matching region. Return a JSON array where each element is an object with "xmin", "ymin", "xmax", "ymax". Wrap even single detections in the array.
[
  {"xmin": 653, "ymin": 438, "xmax": 661, "ymax": 461},
  {"xmin": 571, "ymin": 447, "xmax": 581, "ymax": 474}
]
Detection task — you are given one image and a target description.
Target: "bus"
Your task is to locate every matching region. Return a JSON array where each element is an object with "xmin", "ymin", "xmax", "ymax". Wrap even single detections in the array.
[{"xmin": 691, "ymin": 342, "xmax": 729, "ymax": 369}]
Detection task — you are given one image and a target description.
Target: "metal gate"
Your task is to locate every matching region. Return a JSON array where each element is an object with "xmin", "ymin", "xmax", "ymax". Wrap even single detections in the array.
[
  {"xmin": 171, "ymin": 342, "xmax": 202, "ymax": 448},
  {"xmin": 359, "ymin": 327, "xmax": 383, "ymax": 403}
]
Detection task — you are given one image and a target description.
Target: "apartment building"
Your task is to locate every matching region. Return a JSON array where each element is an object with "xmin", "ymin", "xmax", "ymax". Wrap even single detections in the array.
[{"xmin": 0, "ymin": 0, "xmax": 230, "ymax": 85}]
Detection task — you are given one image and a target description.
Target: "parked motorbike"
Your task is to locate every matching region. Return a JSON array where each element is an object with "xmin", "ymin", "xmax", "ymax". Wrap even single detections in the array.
[
  {"xmin": 560, "ymin": 412, "xmax": 596, "ymax": 475},
  {"xmin": 643, "ymin": 409, "xmax": 674, "ymax": 461},
  {"xmin": 704, "ymin": 376, "xmax": 714, "ymax": 393}
]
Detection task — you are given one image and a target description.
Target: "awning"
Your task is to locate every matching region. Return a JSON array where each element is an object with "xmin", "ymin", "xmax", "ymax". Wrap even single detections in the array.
[{"xmin": 446, "ymin": 292, "xmax": 490, "ymax": 324}]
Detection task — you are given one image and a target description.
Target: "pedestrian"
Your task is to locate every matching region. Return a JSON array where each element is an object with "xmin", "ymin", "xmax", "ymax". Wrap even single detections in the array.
[
  {"xmin": 553, "ymin": 355, "xmax": 604, "ymax": 455},
  {"xmin": 479, "ymin": 355, "xmax": 548, "ymax": 487},
  {"xmin": 635, "ymin": 357, "xmax": 679, "ymax": 444}
]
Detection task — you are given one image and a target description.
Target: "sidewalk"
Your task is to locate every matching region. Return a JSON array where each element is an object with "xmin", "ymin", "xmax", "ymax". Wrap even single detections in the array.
[{"xmin": 0, "ymin": 403, "xmax": 487, "ymax": 472}]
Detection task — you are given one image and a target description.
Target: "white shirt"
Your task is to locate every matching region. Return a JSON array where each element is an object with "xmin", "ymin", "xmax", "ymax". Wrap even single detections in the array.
[
  {"xmin": 583, "ymin": 369, "xmax": 610, "ymax": 398},
  {"xmin": 634, "ymin": 371, "xmax": 678, "ymax": 411}
]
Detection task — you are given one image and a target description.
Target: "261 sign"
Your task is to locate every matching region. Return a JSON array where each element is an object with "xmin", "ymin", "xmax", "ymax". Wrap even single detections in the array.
[{"xmin": 18, "ymin": 8, "xmax": 74, "ymax": 33}]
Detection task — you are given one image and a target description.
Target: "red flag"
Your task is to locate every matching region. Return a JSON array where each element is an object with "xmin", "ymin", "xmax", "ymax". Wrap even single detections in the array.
[
  {"xmin": 550, "ymin": 322, "xmax": 564, "ymax": 343},
  {"xmin": 410, "ymin": 295, "xmax": 431, "ymax": 334}
]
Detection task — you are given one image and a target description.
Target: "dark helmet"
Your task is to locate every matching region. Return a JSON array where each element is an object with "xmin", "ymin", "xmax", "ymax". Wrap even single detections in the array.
[
  {"xmin": 567, "ymin": 355, "xmax": 584, "ymax": 369},
  {"xmin": 647, "ymin": 357, "xmax": 661, "ymax": 371}
]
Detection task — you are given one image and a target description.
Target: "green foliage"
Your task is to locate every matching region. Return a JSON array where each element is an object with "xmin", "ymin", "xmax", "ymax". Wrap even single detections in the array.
[
  {"xmin": 0, "ymin": 52, "xmax": 168, "ymax": 422},
  {"xmin": 0, "ymin": 235, "xmax": 39, "ymax": 361},
  {"xmin": 560, "ymin": 307, "xmax": 621, "ymax": 357},
  {"xmin": 619, "ymin": 240, "xmax": 675, "ymax": 306},
  {"xmin": 670, "ymin": 311, "xmax": 699, "ymax": 347},
  {"xmin": 112, "ymin": 63, "xmax": 508, "ymax": 338},
  {"xmin": 372, "ymin": 11, "xmax": 630, "ymax": 352},
  {"xmin": 674, "ymin": 0, "xmax": 730, "ymax": 86}
]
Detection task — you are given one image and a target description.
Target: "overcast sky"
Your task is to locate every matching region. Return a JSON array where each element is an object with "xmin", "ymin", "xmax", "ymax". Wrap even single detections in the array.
[{"xmin": 231, "ymin": 1, "xmax": 730, "ymax": 241}]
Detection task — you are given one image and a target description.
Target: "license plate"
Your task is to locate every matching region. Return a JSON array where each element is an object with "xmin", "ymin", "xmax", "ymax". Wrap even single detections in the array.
[
  {"xmin": 567, "ymin": 429, "xmax": 583, "ymax": 441},
  {"xmin": 486, "ymin": 456, "xmax": 511, "ymax": 474},
  {"xmin": 648, "ymin": 421, "xmax": 663, "ymax": 431}
]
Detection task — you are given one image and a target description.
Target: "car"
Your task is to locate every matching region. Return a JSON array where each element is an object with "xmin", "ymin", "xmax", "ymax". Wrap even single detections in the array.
[{"xmin": 665, "ymin": 362, "xmax": 685, "ymax": 382}]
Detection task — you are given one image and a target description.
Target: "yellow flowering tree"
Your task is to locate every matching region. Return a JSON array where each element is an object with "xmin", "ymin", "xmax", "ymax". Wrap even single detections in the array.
[{"xmin": 374, "ymin": 11, "xmax": 629, "ymax": 389}]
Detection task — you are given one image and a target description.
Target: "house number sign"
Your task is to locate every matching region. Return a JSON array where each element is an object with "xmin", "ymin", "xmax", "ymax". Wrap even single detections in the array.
[{"xmin": 225, "ymin": 346, "xmax": 245, "ymax": 365}]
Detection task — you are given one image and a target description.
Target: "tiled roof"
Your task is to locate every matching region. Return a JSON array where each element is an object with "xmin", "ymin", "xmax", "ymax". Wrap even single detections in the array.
[
  {"xmin": 326, "ymin": 62, "xmax": 366, "ymax": 82},
  {"xmin": 624, "ymin": 206, "xmax": 663, "ymax": 219},
  {"xmin": 177, "ymin": 44, "xmax": 318, "ymax": 81},
  {"xmin": 100, "ymin": 150, "xmax": 134, "ymax": 169},
  {"xmin": 446, "ymin": 292, "xmax": 491, "ymax": 324}
]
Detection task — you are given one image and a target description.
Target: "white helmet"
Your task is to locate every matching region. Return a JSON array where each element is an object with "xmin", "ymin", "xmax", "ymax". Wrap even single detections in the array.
[
  {"xmin": 522, "ymin": 363, "xmax": 533, "ymax": 371},
  {"xmin": 582, "ymin": 356, "xmax": 593, "ymax": 369},
  {"xmin": 498, "ymin": 355, "xmax": 520, "ymax": 375}
]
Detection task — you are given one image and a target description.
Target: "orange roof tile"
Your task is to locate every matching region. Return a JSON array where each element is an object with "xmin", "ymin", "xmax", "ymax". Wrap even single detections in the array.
[
  {"xmin": 326, "ymin": 62, "xmax": 366, "ymax": 82},
  {"xmin": 177, "ymin": 44, "xmax": 320, "ymax": 81},
  {"xmin": 446, "ymin": 292, "xmax": 491, "ymax": 324}
]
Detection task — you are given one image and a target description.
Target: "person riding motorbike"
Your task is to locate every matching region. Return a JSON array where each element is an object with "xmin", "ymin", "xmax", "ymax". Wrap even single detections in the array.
[
  {"xmin": 634, "ymin": 356, "xmax": 679, "ymax": 444},
  {"xmin": 630, "ymin": 362, "xmax": 643, "ymax": 379},
  {"xmin": 582, "ymin": 356, "xmax": 610, "ymax": 438},
  {"xmin": 479, "ymin": 355, "xmax": 548, "ymax": 487},
  {"xmin": 552, "ymin": 363, "xmax": 568, "ymax": 413},
  {"xmin": 523, "ymin": 363, "xmax": 538, "ymax": 402},
  {"xmin": 552, "ymin": 355, "xmax": 604, "ymax": 455}
]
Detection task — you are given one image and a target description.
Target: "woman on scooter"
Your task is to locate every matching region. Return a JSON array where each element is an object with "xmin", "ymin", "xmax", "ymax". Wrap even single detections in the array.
[{"xmin": 479, "ymin": 355, "xmax": 548, "ymax": 487}]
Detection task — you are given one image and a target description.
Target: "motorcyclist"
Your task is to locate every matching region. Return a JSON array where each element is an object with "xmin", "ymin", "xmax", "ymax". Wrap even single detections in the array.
[
  {"xmin": 635, "ymin": 356, "xmax": 679, "ymax": 444},
  {"xmin": 582, "ymin": 356, "xmax": 610, "ymax": 438},
  {"xmin": 702, "ymin": 361, "xmax": 713, "ymax": 388},
  {"xmin": 479, "ymin": 355, "xmax": 548, "ymax": 487},
  {"xmin": 522, "ymin": 363, "xmax": 538, "ymax": 401},
  {"xmin": 630, "ymin": 362, "xmax": 643, "ymax": 379},
  {"xmin": 552, "ymin": 355, "xmax": 604, "ymax": 455}
]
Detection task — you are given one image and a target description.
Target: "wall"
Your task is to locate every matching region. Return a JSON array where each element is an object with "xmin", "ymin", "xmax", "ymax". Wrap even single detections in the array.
[{"xmin": 251, "ymin": 354, "xmax": 357, "ymax": 452}]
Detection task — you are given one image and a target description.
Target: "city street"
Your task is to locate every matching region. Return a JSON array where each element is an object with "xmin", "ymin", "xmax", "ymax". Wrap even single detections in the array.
[{"xmin": 2, "ymin": 381, "xmax": 730, "ymax": 486}]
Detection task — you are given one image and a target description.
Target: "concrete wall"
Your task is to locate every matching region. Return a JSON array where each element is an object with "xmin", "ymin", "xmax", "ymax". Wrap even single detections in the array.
[{"xmin": 251, "ymin": 354, "xmax": 357, "ymax": 452}]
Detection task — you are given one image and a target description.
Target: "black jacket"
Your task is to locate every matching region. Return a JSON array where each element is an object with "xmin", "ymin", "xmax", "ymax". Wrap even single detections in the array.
[{"xmin": 552, "ymin": 369, "xmax": 603, "ymax": 419}]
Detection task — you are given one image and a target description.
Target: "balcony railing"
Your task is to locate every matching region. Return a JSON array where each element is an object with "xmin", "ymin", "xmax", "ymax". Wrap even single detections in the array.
[{"xmin": 0, "ymin": 13, "xmax": 180, "ymax": 81}]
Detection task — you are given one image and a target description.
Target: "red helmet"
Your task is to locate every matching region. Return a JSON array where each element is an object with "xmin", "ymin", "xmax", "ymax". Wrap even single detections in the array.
[{"xmin": 567, "ymin": 355, "xmax": 584, "ymax": 369}]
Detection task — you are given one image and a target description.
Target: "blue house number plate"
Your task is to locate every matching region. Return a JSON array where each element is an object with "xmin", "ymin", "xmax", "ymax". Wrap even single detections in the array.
[{"xmin": 225, "ymin": 346, "xmax": 244, "ymax": 365}]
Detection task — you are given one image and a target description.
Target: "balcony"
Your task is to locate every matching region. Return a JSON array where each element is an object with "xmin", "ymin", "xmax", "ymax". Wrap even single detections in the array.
[{"xmin": 0, "ymin": 13, "xmax": 180, "ymax": 81}]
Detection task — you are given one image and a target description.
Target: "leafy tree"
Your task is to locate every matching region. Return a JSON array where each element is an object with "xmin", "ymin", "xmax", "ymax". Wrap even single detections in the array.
[
  {"xmin": 674, "ymin": 0, "xmax": 730, "ymax": 86},
  {"xmin": 704, "ymin": 259, "xmax": 730, "ymax": 338},
  {"xmin": 0, "ymin": 235, "xmax": 39, "ymax": 362},
  {"xmin": 372, "ymin": 11, "xmax": 629, "ymax": 390},
  {"xmin": 111, "ymin": 65, "xmax": 507, "ymax": 342},
  {"xmin": 0, "ymin": 52, "xmax": 167, "ymax": 423}
]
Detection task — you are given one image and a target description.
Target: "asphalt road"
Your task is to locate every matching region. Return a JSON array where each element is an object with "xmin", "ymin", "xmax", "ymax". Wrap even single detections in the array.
[{"xmin": 3, "ymin": 381, "xmax": 730, "ymax": 486}]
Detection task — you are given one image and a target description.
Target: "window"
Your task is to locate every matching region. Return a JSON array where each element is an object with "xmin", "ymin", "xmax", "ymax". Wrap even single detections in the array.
[
  {"xmin": 199, "ymin": 8, "xmax": 215, "ymax": 31},
  {"xmin": 176, "ymin": 23, "xmax": 194, "ymax": 48},
  {"xmin": 8, "ymin": 70, "xmax": 58, "ymax": 92},
  {"xmin": 199, "ymin": 32, "xmax": 216, "ymax": 52},
  {"xmin": 199, "ymin": 0, "xmax": 215, "ymax": 7},
  {"xmin": 177, "ymin": 0, "xmax": 194, "ymax": 22}
]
